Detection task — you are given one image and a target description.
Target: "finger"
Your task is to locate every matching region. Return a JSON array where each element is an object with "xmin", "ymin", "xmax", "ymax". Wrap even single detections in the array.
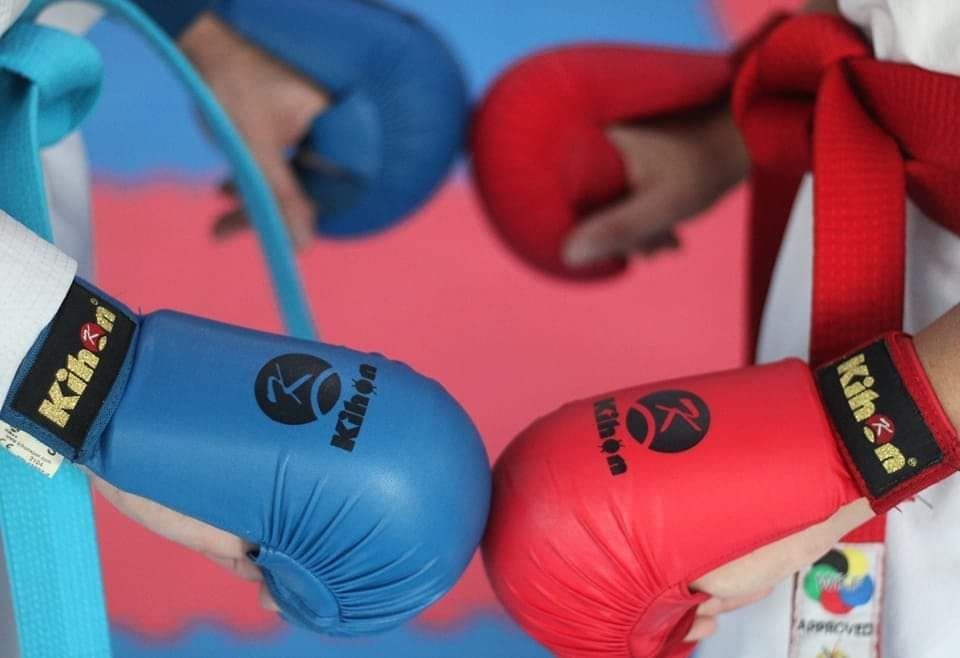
[
  {"xmin": 723, "ymin": 587, "xmax": 776, "ymax": 611},
  {"xmin": 207, "ymin": 553, "xmax": 264, "ymax": 582},
  {"xmin": 695, "ymin": 597, "xmax": 726, "ymax": 618},
  {"xmin": 259, "ymin": 584, "xmax": 280, "ymax": 613},
  {"xmin": 563, "ymin": 186, "xmax": 680, "ymax": 268},
  {"xmin": 634, "ymin": 229, "xmax": 680, "ymax": 256},
  {"xmin": 214, "ymin": 158, "xmax": 317, "ymax": 247},
  {"xmin": 253, "ymin": 141, "xmax": 317, "ymax": 248},
  {"xmin": 682, "ymin": 615, "xmax": 717, "ymax": 643},
  {"xmin": 212, "ymin": 207, "xmax": 248, "ymax": 240},
  {"xmin": 696, "ymin": 587, "xmax": 774, "ymax": 617},
  {"xmin": 87, "ymin": 472, "xmax": 253, "ymax": 559}
]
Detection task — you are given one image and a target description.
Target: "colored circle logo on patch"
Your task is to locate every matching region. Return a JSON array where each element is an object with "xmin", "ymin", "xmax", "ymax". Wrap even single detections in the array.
[
  {"xmin": 804, "ymin": 548, "xmax": 875, "ymax": 615},
  {"xmin": 816, "ymin": 649, "xmax": 849, "ymax": 658}
]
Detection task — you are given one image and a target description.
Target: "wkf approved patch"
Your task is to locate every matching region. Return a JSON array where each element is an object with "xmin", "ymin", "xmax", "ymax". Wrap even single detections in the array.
[{"xmin": 790, "ymin": 542, "xmax": 884, "ymax": 658}]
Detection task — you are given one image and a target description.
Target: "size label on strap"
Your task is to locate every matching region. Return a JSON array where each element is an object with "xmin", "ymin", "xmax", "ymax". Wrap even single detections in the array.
[
  {"xmin": 1, "ymin": 420, "xmax": 63, "ymax": 478},
  {"xmin": 790, "ymin": 542, "xmax": 884, "ymax": 658}
]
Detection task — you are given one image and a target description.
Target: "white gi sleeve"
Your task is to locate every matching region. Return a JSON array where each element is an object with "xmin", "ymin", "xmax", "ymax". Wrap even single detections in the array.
[
  {"xmin": 840, "ymin": 0, "xmax": 960, "ymax": 76},
  {"xmin": 0, "ymin": 0, "xmax": 29, "ymax": 39},
  {"xmin": 0, "ymin": 210, "xmax": 76, "ymax": 406}
]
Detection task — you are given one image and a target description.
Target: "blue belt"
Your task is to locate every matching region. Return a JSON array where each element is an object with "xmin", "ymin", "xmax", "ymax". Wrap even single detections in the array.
[{"xmin": 0, "ymin": 1, "xmax": 316, "ymax": 656}]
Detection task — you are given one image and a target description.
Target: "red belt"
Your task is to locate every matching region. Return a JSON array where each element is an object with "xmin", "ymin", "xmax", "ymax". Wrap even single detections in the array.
[{"xmin": 733, "ymin": 13, "xmax": 960, "ymax": 656}]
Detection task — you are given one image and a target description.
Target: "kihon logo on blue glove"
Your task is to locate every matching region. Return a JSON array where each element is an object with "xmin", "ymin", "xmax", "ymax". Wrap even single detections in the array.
[
  {"xmin": 255, "ymin": 353, "xmax": 380, "ymax": 453},
  {"xmin": 255, "ymin": 354, "xmax": 343, "ymax": 424}
]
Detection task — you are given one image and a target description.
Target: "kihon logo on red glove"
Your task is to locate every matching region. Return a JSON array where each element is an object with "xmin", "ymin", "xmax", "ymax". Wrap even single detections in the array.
[
  {"xmin": 626, "ymin": 390, "xmax": 711, "ymax": 453},
  {"xmin": 817, "ymin": 343, "xmax": 928, "ymax": 496},
  {"xmin": 593, "ymin": 390, "xmax": 711, "ymax": 477}
]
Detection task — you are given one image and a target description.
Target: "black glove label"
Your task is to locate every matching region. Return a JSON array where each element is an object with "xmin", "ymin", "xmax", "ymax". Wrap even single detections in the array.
[
  {"xmin": 254, "ymin": 355, "xmax": 379, "ymax": 453},
  {"xmin": 626, "ymin": 390, "xmax": 710, "ymax": 453},
  {"xmin": 593, "ymin": 390, "xmax": 711, "ymax": 478},
  {"xmin": 12, "ymin": 281, "xmax": 135, "ymax": 452},
  {"xmin": 255, "ymin": 354, "xmax": 342, "ymax": 424},
  {"xmin": 816, "ymin": 340, "xmax": 942, "ymax": 498}
]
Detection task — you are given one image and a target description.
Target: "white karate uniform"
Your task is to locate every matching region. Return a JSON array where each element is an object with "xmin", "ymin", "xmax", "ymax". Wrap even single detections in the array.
[{"xmin": 700, "ymin": 2, "xmax": 960, "ymax": 657}]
